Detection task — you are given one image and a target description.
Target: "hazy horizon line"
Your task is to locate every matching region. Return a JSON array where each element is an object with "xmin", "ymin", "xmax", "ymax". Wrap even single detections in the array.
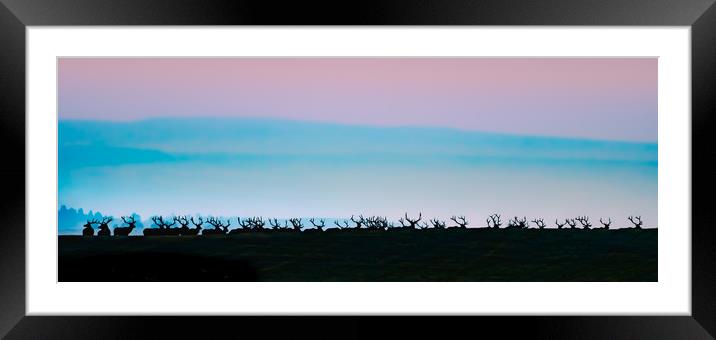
[{"xmin": 58, "ymin": 116, "xmax": 658, "ymax": 144}]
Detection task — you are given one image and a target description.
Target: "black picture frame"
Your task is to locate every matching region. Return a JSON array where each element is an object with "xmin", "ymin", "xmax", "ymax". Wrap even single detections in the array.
[{"xmin": 1, "ymin": 0, "xmax": 714, "ymax": 338}]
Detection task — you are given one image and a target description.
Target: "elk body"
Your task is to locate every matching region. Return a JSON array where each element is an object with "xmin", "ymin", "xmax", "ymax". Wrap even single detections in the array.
[
  {"xmin": 184, "ymin": 217, "xmax": 203, "ymax": 235},
  {"xmin": 307, "ymin": 218, "xmax": 325, "ymax": 232},
  {"xmin": 144, "ymin": 216, "xmax": 177, "ymax": 236},
  {"xmin": 203, "ymin": 217, "xmax": 230, "ymax": 235},
  {"xmin": 96, "ymin": 217, "xmax": 113, "ymax": 236},
  {"xmin": 507, "ymin": 216, "xmax": 528, "ymax": 229},
  {"xmin": 113, "ymin": 216, "xmax": 137, "ymax": 236},
  {"xmin": 82, "ymin": 218, "xmax": 98, "ymax": 236}
]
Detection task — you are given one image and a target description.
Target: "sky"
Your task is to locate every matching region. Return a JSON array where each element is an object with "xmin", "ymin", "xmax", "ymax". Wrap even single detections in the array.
[
  {"xmin": 59, "ymin": 58, "xmax": 657, "ymax": 142},
  {"xmin": 57, "ymin": 58, "xmax": 657, "ymax": 232}
]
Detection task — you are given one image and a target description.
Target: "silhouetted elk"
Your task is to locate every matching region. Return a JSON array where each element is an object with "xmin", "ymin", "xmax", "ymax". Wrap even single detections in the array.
[
  {"xmin": 628, "ymin": 216, "xmax": 643, "ymax": 229},
  {"xmin": 430, "ymin": 218, "xmax": 446, "ymax": 229},
  {"xmin": 82, "ymin": 218, "xmax": 99, "ymax": 236},
  {"xmin": 350, "ymin": 215, "xmax": 366, "ymax": 229},
  {"xmin": 531, "ymin": 218, "xmax": 546, "ymax": 229},
  {"xmin": 364, "ymin": 216, "xmax": 390, "ymax": 230},
  {"xmin": 145, "ymin": 216, "xmax": 177, "ymax": 236},
  {"xmin": 269, "ymin": 218, "xmax": 283, "ymax": 230},
  {"xmin": 398, "ymin": 213, "xmax": 422, "ymax": 229},
  {"xmin": 575, "ymin": 216, "xmax": 592, "ymax": 229},
  {"xmin": 288, "ymin": 218, "xmax": 304, "ymax": 232},
  {"xmin": 229, "ymin": 217, "xmax": 252, "ymax": 235},
  {"xmin": 186, "ymin": 217, "xmax": 203, "ymax": 235},
  {"xmin": 487, "ymin": 214, "xmax": 502, "ymax": 229},
  {"xmin": 308, "ymin": 218, "xmax": 325, "ymax": 232},
  {"xmin": 599, "ymin": 218, "xmax": 612, "ymax": 230},
  {"xmin": 175, "ymin": 216, "xmax": 192, "ymax": 235},
  {"xmin": 202, "ymin": 217, "xmax": 230, "ymax": 235},
  {"xmin": 565, "ymin": 218, "xmax": 577, "ymax": 229},
  {"xmin": 97, "ymin": 216, "xmax": 113, "ymax": 236},
  {"xmin": 450, "ymin": 215, "xmax": 469, "ymax": 228},
  {"xmin": 555, "ymin": 219, "xmax": 566, "ymax": 229},
  {"xmin": 237, "ymin": 217, "xmax": 253, "ymax": 231},
  {"xmin": 507, "ymin": 216, "xmax": 528, "ymax": 229},
  {"xmin": 331, "ymin": 220, "xmax": 350, "ymax": 231},
  {"xmin": 114, "ymin": 216, "xmax": 137, "ymax": 236}
]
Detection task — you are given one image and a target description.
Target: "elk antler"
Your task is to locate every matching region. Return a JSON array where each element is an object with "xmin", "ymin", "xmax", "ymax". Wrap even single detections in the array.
[
  {"xmin": 531, "ymin": 218, "xmax": 546, "ymax": 229},
  {"xmin": 190, "ymin": 217, "xmax": 204, "ymax": 227},
  {"xmin": 628, "ymin": 216, "xmax": 643, "ymax": 229},
  {"xmin": 450, "ymin": 215, "xmax": 468, "ymax": 228}
]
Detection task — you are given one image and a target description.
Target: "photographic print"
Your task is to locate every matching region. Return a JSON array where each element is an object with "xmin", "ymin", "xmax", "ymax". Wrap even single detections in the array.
[{"xmin": 57, "ymin": 57, "xmax": 657, "ymax": 282}]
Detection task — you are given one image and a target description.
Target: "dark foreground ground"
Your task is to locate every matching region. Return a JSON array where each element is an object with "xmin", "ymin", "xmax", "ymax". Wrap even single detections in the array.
[{"xmin": 58, "ymin": 228, "xmax": 657, "ymax": 282}]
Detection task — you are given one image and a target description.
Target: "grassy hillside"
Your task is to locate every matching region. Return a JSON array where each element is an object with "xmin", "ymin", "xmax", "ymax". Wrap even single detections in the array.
[{"xmin": 58, "ymin": 228, "xmax": 656, "ymax": 282}]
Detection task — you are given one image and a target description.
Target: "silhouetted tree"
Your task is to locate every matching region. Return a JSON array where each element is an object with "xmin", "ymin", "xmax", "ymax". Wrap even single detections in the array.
[
  {"xmin": 565, "ymin": 218, "xmax": 577, "ymax": 229},
  {"xmin": 599, "ymin": 218, "xmax": 612, "ymax": 229},
  {"xmin": 555, "ymin": 219, "xmax": 566, "ymax": 229}
]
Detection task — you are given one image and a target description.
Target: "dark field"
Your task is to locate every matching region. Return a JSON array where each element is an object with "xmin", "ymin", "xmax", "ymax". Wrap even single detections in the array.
[{"xmin": 58, "ymin": 228, "xmax": 657, "ymax": 282}]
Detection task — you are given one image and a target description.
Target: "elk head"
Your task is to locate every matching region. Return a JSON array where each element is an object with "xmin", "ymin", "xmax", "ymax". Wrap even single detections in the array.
[
  {"xmin": 206, "ymin": 217, "xmax": 229, "ymax": 231},
  {"xmin": 487, "ymin": 214, "xmax": 502, "ymax": 229},
  {"xmin": 237, "ymin": 217, "xmax": 252, "ymax": 230},
  {"xmin": 83, "ymin": 218, "xmax": 99, "ymax": 229},
  {"xmin": 450, "ymin": 215, "xmax": 468, "ymax": 228},
  {"xmin": 400, "ymin": 213, "xmax": 422, "ymax": 229},
  {"xmin": 99, "ymin": 216, "xmax": 113, "ymax": 229},
  {"xmin": 430, "ymin": 218, "xmax": 446, "ymax": 229},
  {"xmin": 269, "ymin": 218, "xmax": 282, "ymax": 230},
  {"xmin": 350, "ymin": 215, "xmax": 365, "ymax": 229},
  {"xmin": 575, "ymin": 216, "xmax": 592, "ymax": 229},
  {"xmin": 531, "ymin": 218, "xmax": 546, "ymax": 229},
  {"xmin": 599, "ymin": 218, "xmax": 612, "ymax": 229},
  {"xmin": 174, "ymin": 216, "xmax": 190, "ymax": 228},
  {"xmin": 190, "ymin": 217, "xmax": 204, "ymax": 229},
  {"xmin": 289, "ymin": 218, "xmax": 303, "ymax": 231},
  {"xmin": 120, "ymin": 215, "xmax": 137, "ymax": 229},
  {"xmin": 628, "ymin": 216, "xmax": 643, "ymax": 229},
  {"xmin": 508, "ymin": 216, "xmax": 528, "ymax": 229},
  {"xmin": 252, "ymin": 217, "xmax": 265, "ymax": 230},
  {"xmin": 309, "ymin": 218, "xmax": 325, "ymax": 231}
]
